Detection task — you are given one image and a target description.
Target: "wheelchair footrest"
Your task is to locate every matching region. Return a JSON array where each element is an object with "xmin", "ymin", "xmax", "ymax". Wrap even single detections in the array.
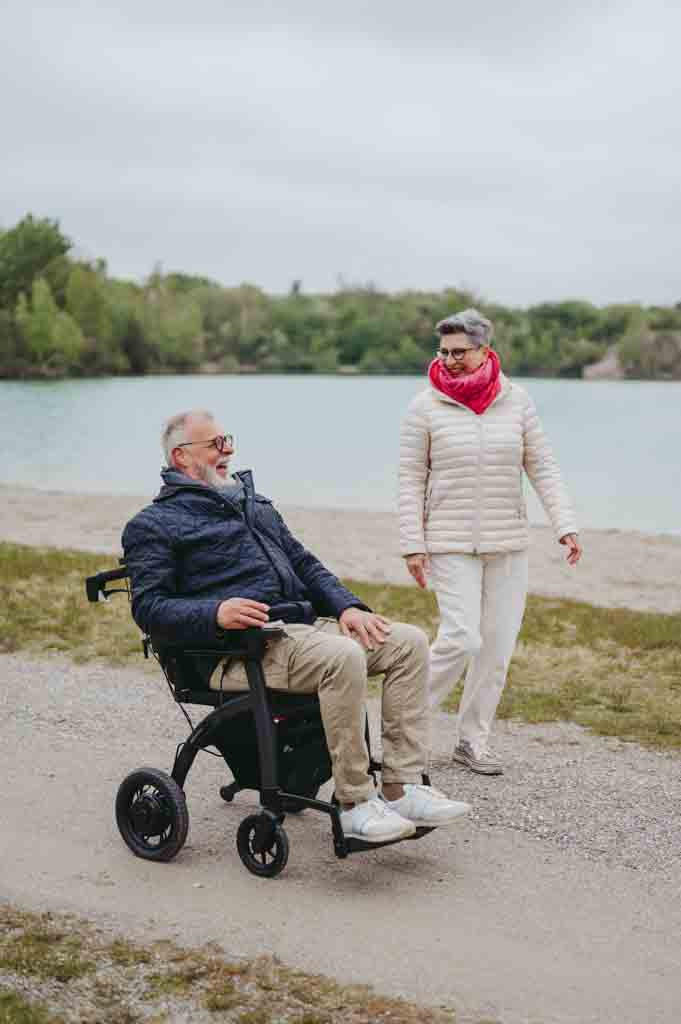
[{"xmin": 342, "ymin": 825, "xmax": 436, "ymax": 855}]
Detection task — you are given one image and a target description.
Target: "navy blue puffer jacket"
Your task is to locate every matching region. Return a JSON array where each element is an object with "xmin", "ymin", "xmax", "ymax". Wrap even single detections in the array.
[{"xmin": 122, "ymin": 468, "xmax": 367, "ymax": 647}]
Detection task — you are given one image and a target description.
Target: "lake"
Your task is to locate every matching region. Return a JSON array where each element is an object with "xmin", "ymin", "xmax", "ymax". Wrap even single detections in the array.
[{"xmin": 0, "ymin": 375, "xmax": 679, "ymax": 535}]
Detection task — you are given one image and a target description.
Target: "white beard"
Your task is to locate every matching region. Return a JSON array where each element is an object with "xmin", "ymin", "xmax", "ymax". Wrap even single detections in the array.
[{"xmin": 196, "ymin": 464, "xmax": 232, "ymax": 489}]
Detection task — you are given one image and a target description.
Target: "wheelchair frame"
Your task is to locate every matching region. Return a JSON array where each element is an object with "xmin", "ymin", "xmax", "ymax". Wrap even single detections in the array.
[{"xmin": 86, "ymin": 565, "xmax": 433, "ymax": 878}]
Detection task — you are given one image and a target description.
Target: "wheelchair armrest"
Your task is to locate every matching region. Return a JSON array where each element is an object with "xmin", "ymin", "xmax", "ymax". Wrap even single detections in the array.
[{"xmin": 155, "ymin": 625, "xmax": 286, "ymax": 662}]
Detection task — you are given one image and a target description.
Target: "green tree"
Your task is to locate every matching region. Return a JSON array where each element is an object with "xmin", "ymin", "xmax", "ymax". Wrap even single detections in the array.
[
  {"xmin": 65, "ymin": 265, "xmax": 113, "ymax": 342},
  {"xmin": 0, "ymin": 215, "xmax": 71, "ymax": 308},
  {"xmin": 15, "ymin": 278, "xmax": 84, "ymax": 373}
]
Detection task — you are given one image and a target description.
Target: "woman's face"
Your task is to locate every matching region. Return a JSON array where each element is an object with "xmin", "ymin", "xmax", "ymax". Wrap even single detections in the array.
[{"xmin": 437, "ymin": 332, "xmax": 488, "ymax": 375}]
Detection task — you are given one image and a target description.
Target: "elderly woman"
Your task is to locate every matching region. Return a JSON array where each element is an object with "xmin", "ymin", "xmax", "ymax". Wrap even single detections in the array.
[{"xmin": 399, "ymin": 308, "xmax": 581, "ymax": 775}]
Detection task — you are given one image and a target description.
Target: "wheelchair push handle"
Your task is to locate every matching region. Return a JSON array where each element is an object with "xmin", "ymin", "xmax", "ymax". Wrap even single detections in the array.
[{"xmin": 85, "ymin": 566, "xmax": 130, "ymax": 603}]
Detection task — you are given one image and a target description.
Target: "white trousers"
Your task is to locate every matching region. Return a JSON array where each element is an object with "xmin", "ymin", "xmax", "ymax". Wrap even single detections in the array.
[{"xmin": 429, "ymin": 550, "xmax": 529, "ymax": 753}]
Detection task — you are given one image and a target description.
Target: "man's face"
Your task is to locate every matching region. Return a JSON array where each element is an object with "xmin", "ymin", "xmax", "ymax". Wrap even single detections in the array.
[{"xmin": 172, "ymin": 416, "xmax": 233, "ymax": 488}]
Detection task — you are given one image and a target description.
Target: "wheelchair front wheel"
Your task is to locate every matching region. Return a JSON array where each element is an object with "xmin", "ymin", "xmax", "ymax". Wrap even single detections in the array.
[
  {"xmin": 116, "ymin": 767, "xmax": 188, "ymax": 862},
  {"xmin": 237, "ymin": 814, "xmax": 289, "ymax": 878}
]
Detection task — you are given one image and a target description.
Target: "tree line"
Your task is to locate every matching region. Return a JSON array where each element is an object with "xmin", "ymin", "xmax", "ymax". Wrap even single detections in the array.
[{"xmin": 1, "ymin": 214, "xmax": 680, "ymax": 380}]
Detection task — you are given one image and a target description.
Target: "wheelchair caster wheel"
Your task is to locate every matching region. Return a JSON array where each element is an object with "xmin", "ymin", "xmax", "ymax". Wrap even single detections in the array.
[
  {"xmin": 219, "ymin": 781, "xmax": 241, "ymax": 803},
  {"xmin": 236, "ymin": 814, "xmax": 289, "ymax": 878},
  {"xmin": 116, "ymin": 767, "xmax": 188, "ymax": 862}
]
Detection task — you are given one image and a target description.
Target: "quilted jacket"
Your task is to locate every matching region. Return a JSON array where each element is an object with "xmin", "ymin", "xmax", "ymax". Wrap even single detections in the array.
[
  {"xmin": 398, "ymin": 375, "xmax": 577, "ymax": 556},
  {"xmin": 122, "ymin": 468, "xmax": 367, "ymax": 647}
]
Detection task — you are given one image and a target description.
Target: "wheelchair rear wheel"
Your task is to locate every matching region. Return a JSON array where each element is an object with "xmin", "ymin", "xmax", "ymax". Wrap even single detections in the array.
[
  {"xmin": 237, "ymin": 813, "xmax": 289, "ymax": 877},
  {"xmin": 116, "ymin": 767, "xmax": 188, "ymax": 862}
]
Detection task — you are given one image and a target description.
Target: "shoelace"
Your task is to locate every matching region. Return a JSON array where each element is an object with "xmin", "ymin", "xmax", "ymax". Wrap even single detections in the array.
[{"xmin": 365, "ymin": 799, "xmax": 394, "ymax": 817}]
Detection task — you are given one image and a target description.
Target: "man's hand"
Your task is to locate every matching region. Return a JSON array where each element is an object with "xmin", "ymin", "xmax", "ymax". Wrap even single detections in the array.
[
  {"xmin": 559, "ymin": 533, "xmax": 582, "ymax": 566},
  {"xmin": 339, "ymin": 608, "xmax": 392, "ymax": 651},
  {"xmin": 217, "ymin": 598, "xmax": 270, "ymax": 630},
  {"xmin": 405, "ymin": 553, "xmax": 430, "ymax": 589}
]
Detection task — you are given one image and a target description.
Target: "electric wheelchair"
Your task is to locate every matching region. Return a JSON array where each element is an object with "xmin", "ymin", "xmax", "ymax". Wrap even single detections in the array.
[{"xmin": 86, "ymin": 564, "xmax": 434, "ymax": 878}]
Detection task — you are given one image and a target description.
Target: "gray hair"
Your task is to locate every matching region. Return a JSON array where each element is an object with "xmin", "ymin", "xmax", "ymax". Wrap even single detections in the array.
[
  {"xmin": 161, "ymin": 409, "xmax": 214, "ymax": 465},
  {"xmin": 435, "ymin": 308, "xmax": 494, "ymax": 347}
]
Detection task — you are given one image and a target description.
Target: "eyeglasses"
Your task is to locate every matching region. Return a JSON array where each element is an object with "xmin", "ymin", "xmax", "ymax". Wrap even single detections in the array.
[
  {"xmin": 437, "ymin": 347, "xmax": 476, "ymax": 360},
  {"xmin": 176, "ymin": 433, "xmax": 234, "ymax": 453}
]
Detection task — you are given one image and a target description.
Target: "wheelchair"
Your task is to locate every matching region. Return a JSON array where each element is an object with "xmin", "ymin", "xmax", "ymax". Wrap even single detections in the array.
[{"xmin": 85, "ymin": 565, "xmax": 435, "ymax": 878}]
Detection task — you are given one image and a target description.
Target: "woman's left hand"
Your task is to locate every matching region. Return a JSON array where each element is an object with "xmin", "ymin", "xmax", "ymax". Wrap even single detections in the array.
[{"xmin": 559, "ymin": 533, "xmax": 582, "ymax": 566}]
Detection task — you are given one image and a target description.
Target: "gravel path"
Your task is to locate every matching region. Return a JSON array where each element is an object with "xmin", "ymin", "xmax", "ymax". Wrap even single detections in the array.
[
  {"xmin": 428, "ymin": 718, "xmax": 681, "ymax": 877},
  {"xmin": 2, "ymin": 651, "xmax": 680, "ymax": 1024}
]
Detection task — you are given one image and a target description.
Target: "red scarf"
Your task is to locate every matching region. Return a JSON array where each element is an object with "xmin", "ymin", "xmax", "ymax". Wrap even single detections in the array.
[{"xmin": 428, "ymin": 349, "xmax": 501, "ymax": 414}]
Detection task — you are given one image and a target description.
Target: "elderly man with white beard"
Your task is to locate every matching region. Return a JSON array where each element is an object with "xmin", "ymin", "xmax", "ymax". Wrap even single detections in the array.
[{"xmin": 122, "ymin": 409, "xmax": 471, "ymax": 846}]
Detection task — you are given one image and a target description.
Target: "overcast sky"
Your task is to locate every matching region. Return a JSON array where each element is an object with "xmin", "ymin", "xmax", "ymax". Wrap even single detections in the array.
[{"xmin": 2, "ymin": 0, "xmax": 680, "ymax": 306}]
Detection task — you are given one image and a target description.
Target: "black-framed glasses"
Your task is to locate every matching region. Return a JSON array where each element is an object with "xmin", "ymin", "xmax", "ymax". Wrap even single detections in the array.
[
  {"xmin": 438, "ymin": 347, "xmax": 476, "ymax": 360},
  {"xmin": 176, "ymin": 433, "xmax": 234, "ymax": 453}
]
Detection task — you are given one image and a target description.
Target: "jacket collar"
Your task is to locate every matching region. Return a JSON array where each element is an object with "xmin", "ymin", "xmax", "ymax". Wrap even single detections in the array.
[
  {"xmin": 155, "ymin": 468, "xmax": 256, "ymax": 522},
  {"xmin": 430, "ymin": 371, "xmax": 511, "ymax": 411}
]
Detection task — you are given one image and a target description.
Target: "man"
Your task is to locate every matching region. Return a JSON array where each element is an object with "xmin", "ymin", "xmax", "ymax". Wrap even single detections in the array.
[{"xmin": 122, "ymin": 409, "xmax": 470, "ymax": 843}]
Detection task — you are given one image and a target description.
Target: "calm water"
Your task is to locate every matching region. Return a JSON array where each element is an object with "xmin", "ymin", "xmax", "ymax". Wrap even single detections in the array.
[{"xmin": 1, "ymin": 375, "xmax": 679, "ymax": 534}]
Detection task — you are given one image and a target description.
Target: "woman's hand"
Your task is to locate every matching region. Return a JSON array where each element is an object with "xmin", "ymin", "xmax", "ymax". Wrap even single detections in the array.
[
  {"xmin": 405, "ymin": 553, "xmax": 430, "ymax": 589},
  {"xmin": 559, "ymin": 533, "xmax": 582, "ymax": 566}
]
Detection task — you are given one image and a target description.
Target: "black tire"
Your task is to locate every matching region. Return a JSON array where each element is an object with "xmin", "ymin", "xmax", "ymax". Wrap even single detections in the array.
[
  {"xmin": 219, "ymin": 782, "xmax": 241, "ymax": 803},
  {"xmin": 236, "ymin": 814, "xmax": 289, "ymax": 878},
  {"xmin": 116, "ymin": 767, "xmax": 189, "ymax": 862}
]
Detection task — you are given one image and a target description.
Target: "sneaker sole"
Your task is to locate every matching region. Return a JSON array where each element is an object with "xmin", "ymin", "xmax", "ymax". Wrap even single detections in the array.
[
  {"xmin": 407, "ymin": 808, "xmax": 471, "ymax": 827},
  {"xmin": 342, "ymin": 823, "xmax": 416, "ymax": 843},
  {"xmin": 452, "ymin": 752, "xmax": 504, "ymax": 776}
]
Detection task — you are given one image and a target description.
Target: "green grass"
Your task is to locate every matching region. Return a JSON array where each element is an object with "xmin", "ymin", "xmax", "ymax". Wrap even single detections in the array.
[
  {"xmin": 2, "ymin": 541, "xmax": 680, "ymax": 749},
  {"xmin": 0, "ymin": 543, "xmax": 145, "ymax": 665},
  {"xmin": 0, "ymin": 908, "xmax": 94, "ymax": 984},
  {"xmin": 344, "ymin": 583, "xmax": 681, "ymax": 751},
  {"xmin": 0, "ymin": 905, "xmax": 460, "ymax": 1024},
  {"xmin": 0, "ymin": 987, "xmax": 64, "ymax": 1024}
]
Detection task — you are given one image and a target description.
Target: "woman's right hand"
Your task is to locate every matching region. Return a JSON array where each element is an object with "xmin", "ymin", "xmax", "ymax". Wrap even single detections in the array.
[{"xmin": 405, "ymin": 553, "xmax": 430, "ymax": 589}]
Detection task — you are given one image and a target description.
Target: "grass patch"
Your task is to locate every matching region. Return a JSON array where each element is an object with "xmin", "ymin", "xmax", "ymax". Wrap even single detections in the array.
[
  {"xmin": 0, "ymin": 908, "xmax": 94, "ymax": 984},
  {"xmin": 348, "ymin": 583, "xmax": 681, "ymax": 751},
  {"xmin": 0, "ymin": 987, "xmax": 64, "ymax": 1024},
  {"xmin": 2, "ymin": 541, "xmax": 680, "ymax": 750},
  {"xmin": 0, "ymin": 905, "xmax": 461, "ymax": 1024},
  {"xmin": 0, "ymin": 543, "xmax": 144, "ymax": 665}
]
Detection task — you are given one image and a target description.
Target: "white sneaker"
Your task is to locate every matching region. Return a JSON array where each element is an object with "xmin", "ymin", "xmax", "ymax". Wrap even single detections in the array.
[
  {"xmin": 340, "ymin": 798, "xmax": 416, "ymax": 842},
  {"xmin": 382, "ymin": 784, "xmax": 471, "ymax": 827}
]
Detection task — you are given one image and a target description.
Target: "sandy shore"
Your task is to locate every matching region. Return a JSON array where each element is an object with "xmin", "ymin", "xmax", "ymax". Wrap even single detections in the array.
[{"xmin": 2, "ymin": 483, "xmax": 680, "ymax": 613}]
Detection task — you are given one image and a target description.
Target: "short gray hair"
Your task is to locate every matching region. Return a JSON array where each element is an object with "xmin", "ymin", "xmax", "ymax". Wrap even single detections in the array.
[
  {"xmin": 161, "ymin": 409, "xmax": 214, "ymax": 465},
  {"xmin": 435, "ymin": 308, "xmax": 494, "ymax": 347}
]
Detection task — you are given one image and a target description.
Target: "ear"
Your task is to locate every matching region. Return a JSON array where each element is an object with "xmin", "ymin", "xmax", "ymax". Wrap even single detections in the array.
[{"xmin": 171, "ymin": 447, "xmax": 187, "ymax": 470}]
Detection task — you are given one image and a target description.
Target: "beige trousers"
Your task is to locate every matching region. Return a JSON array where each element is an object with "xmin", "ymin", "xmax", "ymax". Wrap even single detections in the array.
[
  {"xmin": 210, "ymin": 618, "xmax": 429, "ymax": 804},
  {"xmin": 429, "ymin": 551, "xmax": 529, "ymax": 752}
]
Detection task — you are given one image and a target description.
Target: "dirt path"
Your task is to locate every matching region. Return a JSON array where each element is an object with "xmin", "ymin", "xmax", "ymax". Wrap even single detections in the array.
[{"xmin": 2, "ymin": 653, "xmax": 679, "ymax": 1024}]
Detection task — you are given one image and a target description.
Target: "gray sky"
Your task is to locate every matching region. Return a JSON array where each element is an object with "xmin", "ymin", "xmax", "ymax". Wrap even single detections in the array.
[{"xmin": 2, "ymin": 0, "xmax": 680, "ymax": 306}]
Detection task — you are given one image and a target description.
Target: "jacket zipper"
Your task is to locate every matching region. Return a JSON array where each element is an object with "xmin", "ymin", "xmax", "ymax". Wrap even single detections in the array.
[
  {"xmin": 472, "ymin": 417, "xmax": 483, "ymax": 554},
  {"xmin": 431, "ymin": 383, "xmax": 508, "ymax": 555}
]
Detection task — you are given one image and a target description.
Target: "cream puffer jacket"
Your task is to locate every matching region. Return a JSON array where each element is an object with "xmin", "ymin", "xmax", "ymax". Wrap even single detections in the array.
[{"xmin": 399, "ymin": 374, "xmax": 577, "ymax": 555}]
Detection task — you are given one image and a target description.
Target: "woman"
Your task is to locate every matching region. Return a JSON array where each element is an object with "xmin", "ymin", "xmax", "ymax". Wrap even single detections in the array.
[{"xmin": 399, "ymin": 308, "xmax": 581, "ymax": 775}]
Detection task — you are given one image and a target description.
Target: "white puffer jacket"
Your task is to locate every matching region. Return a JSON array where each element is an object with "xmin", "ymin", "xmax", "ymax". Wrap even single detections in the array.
[{"xmin": 399, "ymin": 375, "xmax": 577, "ymax": 555}]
